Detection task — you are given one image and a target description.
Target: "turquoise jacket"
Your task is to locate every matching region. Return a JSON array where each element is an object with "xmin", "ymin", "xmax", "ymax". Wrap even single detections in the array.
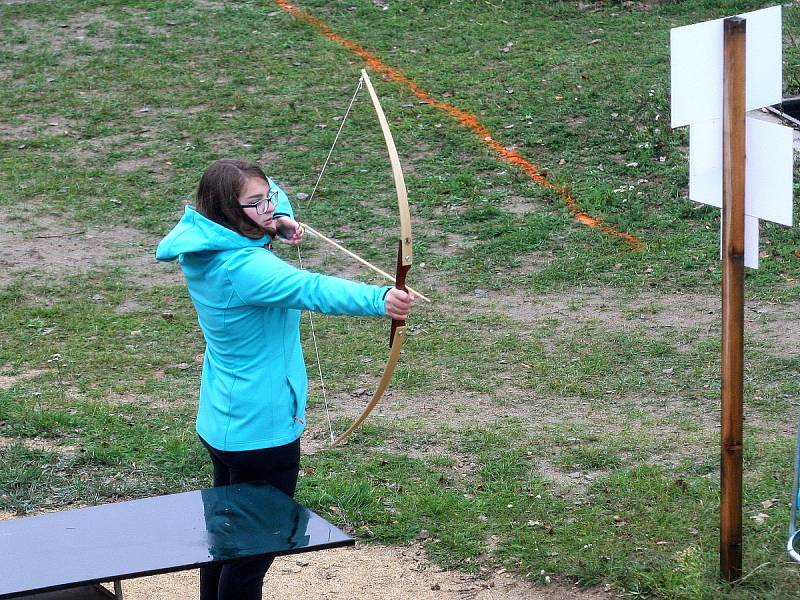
[{"xmin": 155, "ymin": 185, "xmax": 389, "ymax": 451}]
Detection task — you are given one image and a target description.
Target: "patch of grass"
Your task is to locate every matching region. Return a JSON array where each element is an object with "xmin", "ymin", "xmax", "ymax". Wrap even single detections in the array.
[
  {"xmin": 299, "ymin": 424, "xmax": 800, "ymax": 599},
  {"xmin": 558, "ymin": 446, "xmax": 624, "ymax": 471},
  {"xmin": 0, "ymin": 274, "xmax": 202, "ymax": 406},
  {"xmin": 0, "ymin": 402, "xmax": 210, "ymax": 513}
]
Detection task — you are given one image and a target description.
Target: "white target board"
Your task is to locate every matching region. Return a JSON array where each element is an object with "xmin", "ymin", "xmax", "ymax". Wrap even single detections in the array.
[
  {"xmin": 671, "ymin": 5, "xmax": 782, "ymax": 128},
  {"xmin": 689, "ymin": 117, "xmax": 794, "ymax": 226}
]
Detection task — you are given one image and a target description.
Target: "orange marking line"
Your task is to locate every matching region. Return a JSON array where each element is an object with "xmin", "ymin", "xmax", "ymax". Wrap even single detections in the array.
[{"xmin": 275, "ymin": 0, "xmax": 643, "ymax": 249}]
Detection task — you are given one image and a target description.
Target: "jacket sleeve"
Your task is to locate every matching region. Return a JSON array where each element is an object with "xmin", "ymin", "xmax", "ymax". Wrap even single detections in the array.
[
  {"xmin": 226, "ymin": 247, "xmax": 389, "ymax": 317},
  {"xmin": 269, "ymin": 178, "xmax": 295, "ymax": 220}
]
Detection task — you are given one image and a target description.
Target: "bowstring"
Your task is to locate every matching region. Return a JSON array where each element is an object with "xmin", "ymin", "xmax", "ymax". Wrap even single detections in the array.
[{"xmin": 296, "ymin": 74, "xmax": 364, "ymax": 444}]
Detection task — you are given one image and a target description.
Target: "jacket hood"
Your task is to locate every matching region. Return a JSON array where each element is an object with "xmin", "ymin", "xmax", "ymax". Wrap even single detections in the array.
[{"xmin": 155, "ymin": 205, "xmax": 269, "ymax": 262}]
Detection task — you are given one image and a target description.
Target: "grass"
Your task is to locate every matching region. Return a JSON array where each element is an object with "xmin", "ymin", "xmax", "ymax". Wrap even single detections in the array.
[{"xmin": 1, "ymin": 0, "xmax": 800, "ymax": 598}]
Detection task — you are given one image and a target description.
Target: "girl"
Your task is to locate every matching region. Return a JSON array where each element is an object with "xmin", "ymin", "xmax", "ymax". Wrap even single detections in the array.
[{"xmin": 156, "ymin": 158, "xmax": 413, "ymax": 600}]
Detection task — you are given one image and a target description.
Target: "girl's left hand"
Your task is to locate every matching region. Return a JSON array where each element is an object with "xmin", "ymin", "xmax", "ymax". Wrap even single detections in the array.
[
  {"xmin": 274, "ymin": 217, "xmax": 305, "ymax": 245},
  {"xmin": 384, "ymin": 287, "xmax": 415, "ymax": 320}
]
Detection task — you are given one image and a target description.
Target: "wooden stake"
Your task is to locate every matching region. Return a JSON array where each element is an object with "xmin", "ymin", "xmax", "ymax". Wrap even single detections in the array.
[{"xmin": 720, "ymin": 16, "xmax": 746, "ymax": 582}]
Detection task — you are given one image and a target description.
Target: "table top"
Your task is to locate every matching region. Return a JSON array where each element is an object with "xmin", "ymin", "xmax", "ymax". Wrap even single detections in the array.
[{"xmin": 0, "ymin": 482, "xmax": 353, "ymax": 598}]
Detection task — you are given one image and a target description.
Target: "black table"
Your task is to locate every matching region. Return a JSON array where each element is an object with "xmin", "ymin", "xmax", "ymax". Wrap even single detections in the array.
[{"xmin": 0, "ymin": 482, "xmax": 353, "ymax": 599}]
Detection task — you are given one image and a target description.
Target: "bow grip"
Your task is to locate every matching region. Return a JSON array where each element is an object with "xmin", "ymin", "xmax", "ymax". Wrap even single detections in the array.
[{"xmin": 389, "ymin": 239, "xmax": 410, "ymax": 348}]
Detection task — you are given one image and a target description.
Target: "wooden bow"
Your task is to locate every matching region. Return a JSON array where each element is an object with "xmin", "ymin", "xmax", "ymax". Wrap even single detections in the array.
[{"xmin": 331, "ymin": 69, "xmax": 412, "ymax": 447}]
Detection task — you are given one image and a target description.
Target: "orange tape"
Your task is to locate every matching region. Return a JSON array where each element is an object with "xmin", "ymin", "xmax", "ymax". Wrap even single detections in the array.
[{"xmin": 275, "ymin": 0, "xmax": 643, "ymax": 249}]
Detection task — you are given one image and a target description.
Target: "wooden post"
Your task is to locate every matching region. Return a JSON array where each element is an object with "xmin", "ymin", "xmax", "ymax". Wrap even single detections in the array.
[{"xmin": 720, "ymin": 16, "xmax": 746, "ymax": 582}]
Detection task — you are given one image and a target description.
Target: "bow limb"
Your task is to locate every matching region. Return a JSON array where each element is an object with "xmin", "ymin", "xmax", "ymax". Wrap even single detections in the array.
[
  {"xmin": 331, "ymin": 327, "xmax": 405, "ymax": 447},
  {"xmin": 361, "ymin": 69, "xmax": 413, "ymax": 269},
  {"xmin": 331, "ymin": 69, "xmax": 412, "ymax": 447}
]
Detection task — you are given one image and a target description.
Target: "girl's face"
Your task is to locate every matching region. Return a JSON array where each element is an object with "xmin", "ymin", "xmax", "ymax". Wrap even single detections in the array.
[{"xmin": 238, "ymin": 176, "xmax": 276, "ymax": 234}]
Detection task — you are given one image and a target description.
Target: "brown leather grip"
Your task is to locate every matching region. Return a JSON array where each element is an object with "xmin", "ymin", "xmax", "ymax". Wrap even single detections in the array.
[{"xmin": 389, "ymin": 239, "xmax": 410, "ymax": 347}]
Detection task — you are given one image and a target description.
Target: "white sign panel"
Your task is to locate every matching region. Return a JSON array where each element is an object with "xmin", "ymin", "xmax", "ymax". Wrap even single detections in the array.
[
  {"xmin": 745, "ymin": 214, "xmax": 759, "ymax": 269},
  {"xmin": 671, "ymin": 5, "xmax": 782, "ymax": 128},
  {"xmin": 718, "ymin": 213, "xmax": 760, "ymax": 269},
  {"xmin": 689, "ymin": 117, "xmax": 794, "ymax": 226}
]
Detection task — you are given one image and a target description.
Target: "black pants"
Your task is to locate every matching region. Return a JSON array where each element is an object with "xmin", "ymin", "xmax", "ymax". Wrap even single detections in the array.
[{"xmin": 199, "ymin": 437, "xmax": 301, "ymax": 600}]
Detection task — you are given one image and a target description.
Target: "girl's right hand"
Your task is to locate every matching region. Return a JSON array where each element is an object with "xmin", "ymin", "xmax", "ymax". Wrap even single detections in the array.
[
  {"xmin": 274, "ymin": 217, "xmax": 305, "ymax": 245},
  {"xmin": 384, "ymin": 287, "xmax": 414, "ymax": 320}
]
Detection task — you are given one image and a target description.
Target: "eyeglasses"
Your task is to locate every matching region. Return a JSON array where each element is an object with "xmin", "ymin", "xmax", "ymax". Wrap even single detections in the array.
[{"xmin": 239, "ymin": 188, "xmax": 278, "ymax": 215}]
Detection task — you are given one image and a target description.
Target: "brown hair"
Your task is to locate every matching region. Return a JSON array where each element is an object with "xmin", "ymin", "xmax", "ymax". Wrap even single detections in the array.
[{"xmin": 195, "ymin": 159, "xmax": 269, "ymax": 239}]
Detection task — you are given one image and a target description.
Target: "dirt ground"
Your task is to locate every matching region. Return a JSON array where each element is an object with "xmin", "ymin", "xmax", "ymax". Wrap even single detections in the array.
[{"xmin": 111, "ymin": 543, "xmax": 613, "ymax": 600}]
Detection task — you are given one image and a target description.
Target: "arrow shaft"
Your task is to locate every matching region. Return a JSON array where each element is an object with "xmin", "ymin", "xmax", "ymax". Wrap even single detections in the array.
[{"xmin": 300, "ymin": 222, "xmax": 431, "ymax": 303}]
